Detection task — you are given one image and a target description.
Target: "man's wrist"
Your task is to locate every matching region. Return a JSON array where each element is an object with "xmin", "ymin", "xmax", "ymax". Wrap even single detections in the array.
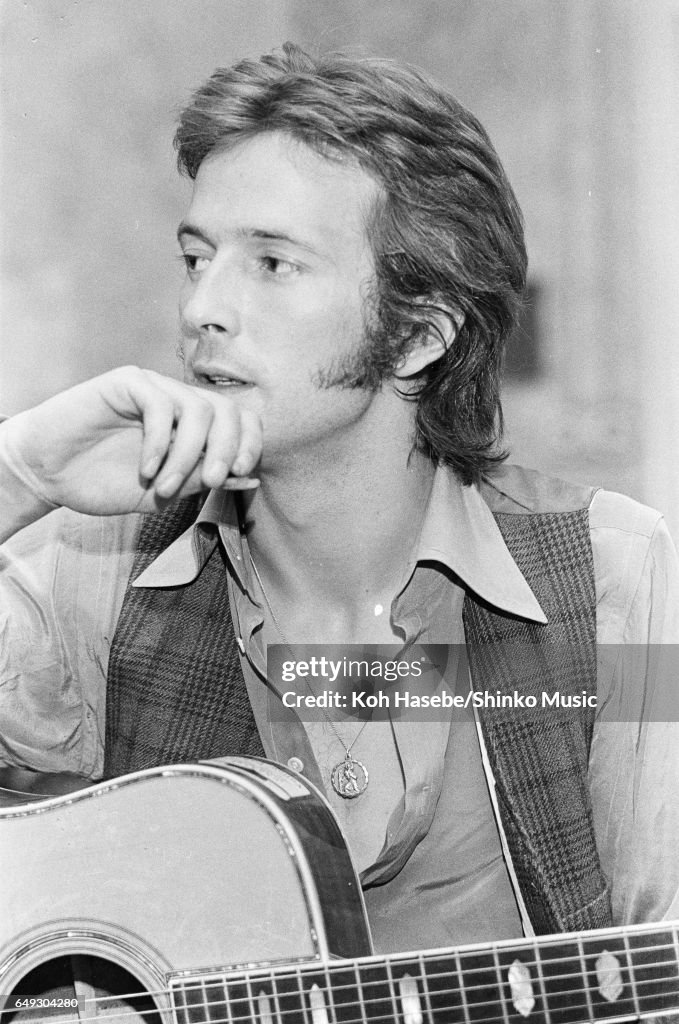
[{"xmin": 0, "ymin": 420, "xmax": 59, "ymax": 543}]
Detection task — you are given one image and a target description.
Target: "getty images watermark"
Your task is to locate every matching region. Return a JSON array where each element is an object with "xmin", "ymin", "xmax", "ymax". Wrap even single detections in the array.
[{"xmin": 265, "ymin": 644, "xmax": 679, "ymax": 723}]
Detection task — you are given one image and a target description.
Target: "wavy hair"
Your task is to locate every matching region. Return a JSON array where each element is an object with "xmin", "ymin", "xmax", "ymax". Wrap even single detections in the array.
[{"xmin": 175, "ymin": 43, "xmax": 527, "ymax": 484}]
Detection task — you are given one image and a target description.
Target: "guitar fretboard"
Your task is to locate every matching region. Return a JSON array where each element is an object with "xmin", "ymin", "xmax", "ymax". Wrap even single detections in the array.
[{"xmin": 171, "ymin": 922, "xmax": 679, "ymax": 1024}]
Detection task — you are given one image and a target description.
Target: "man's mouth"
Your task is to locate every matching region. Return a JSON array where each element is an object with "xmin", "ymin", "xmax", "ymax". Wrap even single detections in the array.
[{"xmin": 192, "ymin": 367, "xmax": 254, "ymax": 388}]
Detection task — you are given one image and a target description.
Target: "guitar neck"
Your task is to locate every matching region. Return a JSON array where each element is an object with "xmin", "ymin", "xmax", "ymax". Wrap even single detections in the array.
[{"xmin": 172, "ymin": 921, "xmax": 679, "ymax": 1024}]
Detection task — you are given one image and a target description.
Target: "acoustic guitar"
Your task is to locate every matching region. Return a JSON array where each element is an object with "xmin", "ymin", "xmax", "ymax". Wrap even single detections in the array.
[{"xmin": 0, "ymin": 757, "xmax": 677, "ymax": 1023}]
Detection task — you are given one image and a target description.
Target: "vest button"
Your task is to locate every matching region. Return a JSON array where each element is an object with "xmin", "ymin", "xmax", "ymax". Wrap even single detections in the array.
[{"xmin": 287, "ymin": 756, "xmax": 304, "ymax": 773}]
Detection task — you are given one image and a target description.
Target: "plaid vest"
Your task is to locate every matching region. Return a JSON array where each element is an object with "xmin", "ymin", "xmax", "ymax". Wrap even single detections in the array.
[
  {"xmin": 105, "ymin": 472, "xmax": 611, "ymax": 935},
  {"xmin": 464, "ymin": 480, "xmax": 609, "ymax": 935},
  {"xmin": 104, "ymin": 497, "xmax": 265, "ymax": 775}
]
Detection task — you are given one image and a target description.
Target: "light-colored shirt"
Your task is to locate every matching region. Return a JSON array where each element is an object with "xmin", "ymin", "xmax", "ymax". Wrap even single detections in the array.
[
  {"xmin": 1, "ymin": 467, "xmax": 679, "ymax": 950},
  {"xmin": 136, "ymin": 475, "xmax": 533, "ymax": 948}
]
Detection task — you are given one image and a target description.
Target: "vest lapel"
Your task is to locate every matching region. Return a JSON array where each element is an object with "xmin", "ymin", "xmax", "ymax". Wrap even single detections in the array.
[
  {"xmin": 104, "ymin": 498, "xmax": 264, "ymax": 779},
  {"xmin": 463, "ymin": 506, "xmax": 612, "ymax": 934}
]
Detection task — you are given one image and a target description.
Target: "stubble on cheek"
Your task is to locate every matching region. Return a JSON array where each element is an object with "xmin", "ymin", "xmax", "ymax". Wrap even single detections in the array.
[{"xmin": 312, "ymin": 286, "xmax": 390, "ymax": 392}]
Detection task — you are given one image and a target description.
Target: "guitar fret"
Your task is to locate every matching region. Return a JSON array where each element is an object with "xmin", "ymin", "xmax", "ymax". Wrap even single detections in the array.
[
  {"xmin": 170, "ymin": 983, "xmax": 190, "ymax": 1024},
  {"xmin": 384, "ymin": 958, "xmax": 401, "ymax": 1024},
  {"xmin": 244, "ymin": 969, "xmax": 279, "ymax": 1024},
  {"xmin": 537, "ymin": 939, "xmax": 590, "ymax": 1024},
  {"xmin": 206, "ymin": 977, "xmax": 232, "ymax": 1024},
  {"xmin": 269, "ymin": 969, "xmax": 284, "ymax": 1024},
  {"xmin": 170, "ymin": 985, "xmax": 186, "ymax": 1024},
  {"xmin": 457, "ymin": 946, "xmax": 504, "ymax": 1023},
  {"xmin": 268, "ymin": 967, "xmax": 308, "ymax": 1024},
  {"xmin": 244, "ymin": 974, "xmax": 257, "ymax": 1024},
  {"xmin": 420, "ymin": 951, "xmax": 466, "ymax": 1024},
  {"xmin": 417, "ymin": 952, "xmax": 434, "ymax": 1024},
  {"xmin": 326, "ymin": 962, "xmax": 364, "ymax": 1024},
  {"xmin": 622, "ymin": 932, "xmax": 642, "ymax": 1019},
  {"xmin": 297, "ymin": 966, "xmax": 313, "ymax": 1024},
  {"xmin": 174, "ymin": 980, "xmax": 211, "ymax": 1024},
  {"xmin": 491, "ymin": 947, "xmax": 511, "ymax": 1024},
  {"xmin": 225, "ymin": 978, "xmax": 254, "ymax": 1024},
  {"xmin": 354, "ymin": 961, "xmax": 369, "ymax": 1024},
  {"xmin": 359, "ymin": 961, "xmax": 400, "ymax": 1024},
  {"xmin": 455, "ymin": 950, "xmax": 472, "ymax": 1024},
  {"xmin": 323, "ymin": 964, "xmax": 339, "ymax": 1024},
  {"xmin": 627, "ymin": 928, "xmax": 679, "ymax": 1014},
  {"xmin": 201, "ymin": 979, "xmax": 212, "ymax": 1024},
  {"xmin": 532, "ymin": 941, "xmax": 552, "ymax": 1024},
  {"xmin": 576, "ymin": 935, "xmax": 595, "ymax": 1023}
]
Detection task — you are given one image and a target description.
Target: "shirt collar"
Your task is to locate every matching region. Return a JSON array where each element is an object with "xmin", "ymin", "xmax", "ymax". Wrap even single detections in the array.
[
  {"xmin": 133, "ymin": 470, "xmax": 546, "ymax": 623},
  {"xmin": 132, "ymin": 489, "xmax": 243, "ymax": 588},
  {"xmin": 416, "ymin": 468, "xmax": 546, "ymax": 623}
]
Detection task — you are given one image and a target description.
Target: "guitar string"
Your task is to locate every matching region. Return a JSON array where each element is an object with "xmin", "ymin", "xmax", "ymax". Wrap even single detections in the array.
[
  {"xmin": 173, "ymin": 970, "xmax": 677, "ymax": 1022},
  {"xmin": 50, "ymin": 984, "xmax": 679, "ymax": 1024},
  {"xmin": 26, "ymin": 944, "xmax": 678, "ymax": 1014},
  {"xmin": 22, "ymin": 943, "xmax": 679, "ymax": 1023},
  {"xmin": 30, "ymin": 980, "xmax": 679, "ymax": 1024},
  {"xmin": 25, "ymin": 975, "xmax": 679, "ymax": 1024},
  {"xmin": 27, "ymin": 969, "xmax": 679, "ymax": 1024}
]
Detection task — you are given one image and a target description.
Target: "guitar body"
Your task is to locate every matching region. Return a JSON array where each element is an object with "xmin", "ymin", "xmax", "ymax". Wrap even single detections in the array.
[
  {"xmin": 1, "ymin": 757, "xmax": 678, "ymax": 1024},
  {"xmin": 0, "ymin": 758, "xmax": 371, "ymax": 1022}
]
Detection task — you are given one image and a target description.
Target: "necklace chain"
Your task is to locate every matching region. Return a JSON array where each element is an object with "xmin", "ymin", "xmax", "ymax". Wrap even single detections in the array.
[{"xmin": 249, "ymin": 554, "xmax": 369, "ymax": 797}]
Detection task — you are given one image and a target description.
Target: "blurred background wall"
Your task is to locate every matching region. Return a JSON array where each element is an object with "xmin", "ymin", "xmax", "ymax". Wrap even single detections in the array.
[{"xmin": 1, "ymin": 0, "xmax": 678, "ymax": 538}]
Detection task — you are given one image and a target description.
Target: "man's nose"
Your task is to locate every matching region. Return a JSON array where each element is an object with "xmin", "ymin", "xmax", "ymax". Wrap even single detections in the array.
[{"xmin": 181, "ymin": 259, "xmax": 241, "ymax": 337}]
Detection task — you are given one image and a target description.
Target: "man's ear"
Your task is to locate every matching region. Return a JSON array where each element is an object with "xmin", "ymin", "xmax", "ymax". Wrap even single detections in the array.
[{"xmin": 393, "ymin": 305, "xmax": 465, "ymax": 378}]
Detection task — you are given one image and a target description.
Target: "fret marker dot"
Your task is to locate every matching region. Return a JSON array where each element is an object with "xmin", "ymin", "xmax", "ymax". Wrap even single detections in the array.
[
  {"xmin": 258, "ymin": 991, "xmax": 273, "ymax": 1024},
  {"xmin": 508, "ymin": 960, "xmax": 535, "ymax": 1017},
  {"xmin": 596, "ymin": 951, "xmax": 624, "ymax": 1002},
  {"xmin": 308, "ymin": 983, "xmax": 329, "ymax": 1024},
  {"xmin": 374, "ymin": 603, "xmax": 384, "ymax": 616},
  {"xmin": 398, "ymin": 974, "xmax": 423, "ymax": 1024}
]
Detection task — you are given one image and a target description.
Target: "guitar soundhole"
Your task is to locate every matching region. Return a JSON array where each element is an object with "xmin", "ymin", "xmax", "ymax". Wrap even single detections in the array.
[{"xmin": 3, "ymin": 955, "xmax": 163, "ymax": 1022}]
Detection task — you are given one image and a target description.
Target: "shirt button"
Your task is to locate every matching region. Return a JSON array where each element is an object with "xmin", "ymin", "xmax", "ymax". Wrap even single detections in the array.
[{"xmin": 287, "ymin": 757, "xmax": 304, "ymax": 773}]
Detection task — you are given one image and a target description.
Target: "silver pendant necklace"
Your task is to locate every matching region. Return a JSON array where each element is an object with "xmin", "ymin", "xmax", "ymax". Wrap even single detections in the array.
[
  {"xmin": 329, "ymin": 747, "xmax": 369, "ymax": 799},
  {"xmin": 249, "ymin": 556, "xmax": 369, "ymax": 799}
]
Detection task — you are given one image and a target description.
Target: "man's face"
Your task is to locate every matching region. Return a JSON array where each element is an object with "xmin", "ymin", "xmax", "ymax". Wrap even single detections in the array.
[{"xmin": 178, "ymin": 131, "xmax": 387, "ymax": 467}]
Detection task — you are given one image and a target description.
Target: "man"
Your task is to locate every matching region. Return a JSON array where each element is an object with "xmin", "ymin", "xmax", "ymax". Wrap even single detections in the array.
[{"xmin": 1, "ymin": 43, "xmax": 678, "ymax": 955}]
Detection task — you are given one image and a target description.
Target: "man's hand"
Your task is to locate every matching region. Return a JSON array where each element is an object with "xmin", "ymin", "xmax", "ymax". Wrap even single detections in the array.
[{"xmin": 0, "ymin": 367, "xmax": 262, "ymax": 519}]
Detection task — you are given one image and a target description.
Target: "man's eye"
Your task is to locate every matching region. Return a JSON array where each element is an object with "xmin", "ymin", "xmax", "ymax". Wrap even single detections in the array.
[
  {"xmin": 260, "ymin": 255, "xmax": 297, "ymax": 276},
  {"xmin": 182, "ymin": 253, "xmax": 210, "ymax": 273}
]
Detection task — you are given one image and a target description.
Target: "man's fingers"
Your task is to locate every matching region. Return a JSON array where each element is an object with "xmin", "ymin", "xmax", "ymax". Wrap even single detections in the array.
[
  {"xmin": 201, "ymin": 406, "xmax": 262, "ymax": 489},
  {"xmin": 103, "ymin": 367, "xmax": 178, "ymax": 483},
  {"xmin": 137, "ymin": 391, "xmax": 177, "ymax": 480},
  {"xmin": 153, "ymin": 393, "xmax": 217, "ymax": 497},
  {"xmin": 230, "ymin": 409, "xmax": 263, "ymax": 479},
  {"xmin": 106, "ymin": 368, "xmax": 263, "ymax": 498},
  {"xmin": 1, "ymin": 367, "xmax": 263, "ymax": 518},
  {"xmin": 200, "ymin": 404, "xmax": 243, "ymax": 489}
]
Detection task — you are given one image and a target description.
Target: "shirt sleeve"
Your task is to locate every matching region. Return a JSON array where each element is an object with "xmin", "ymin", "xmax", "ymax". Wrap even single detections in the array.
[
  {"xmin": 588, "ymin": 490, "xmax": 679, "ymax": 923},
  {"xmin": 0, "ymin": 508, "xmax": 140, "ymax": 778}
]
